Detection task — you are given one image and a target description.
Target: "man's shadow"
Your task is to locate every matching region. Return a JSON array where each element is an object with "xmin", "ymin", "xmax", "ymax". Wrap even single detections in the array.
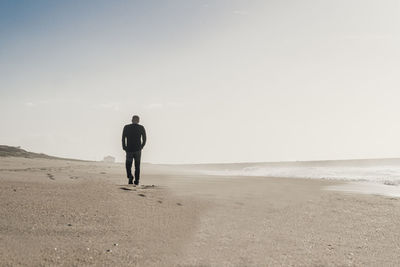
[{"xmin": 118, "ymin": 185, "xmax": 155, "ymax": 190}]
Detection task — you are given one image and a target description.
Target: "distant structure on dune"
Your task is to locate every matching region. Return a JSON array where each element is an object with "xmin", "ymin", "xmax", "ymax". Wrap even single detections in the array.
[{"xmin": 103, "ymin": 155, "xmax": 115, "ymax": 163}]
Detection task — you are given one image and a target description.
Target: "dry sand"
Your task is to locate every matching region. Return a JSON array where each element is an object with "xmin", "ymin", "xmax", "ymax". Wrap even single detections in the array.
[{"xmin": 1, "ymin": 157, "xmax": 400, "ymax": 266}]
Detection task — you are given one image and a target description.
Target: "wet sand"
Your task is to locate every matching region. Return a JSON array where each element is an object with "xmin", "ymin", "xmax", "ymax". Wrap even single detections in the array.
[{"xmin": 1, "ymin": 157, "xmax": 400, "ymax": 266}]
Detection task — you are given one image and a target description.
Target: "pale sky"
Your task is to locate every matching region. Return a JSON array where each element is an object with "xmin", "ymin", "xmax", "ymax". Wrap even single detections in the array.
[{"xmin": 1, "ymin": 0, "xmax": 400, "ymax": 163}]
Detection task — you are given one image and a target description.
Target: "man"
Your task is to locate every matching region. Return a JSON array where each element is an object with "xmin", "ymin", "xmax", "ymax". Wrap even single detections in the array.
[{"xmin": 122, "ymin": 115, "xmax": 146, "ymax": 185}]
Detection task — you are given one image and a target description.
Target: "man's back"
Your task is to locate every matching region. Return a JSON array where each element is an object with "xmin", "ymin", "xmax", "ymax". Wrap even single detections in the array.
[{"xmin": 122, "ymin": 123, "xmax": 146, "ymax": 152}]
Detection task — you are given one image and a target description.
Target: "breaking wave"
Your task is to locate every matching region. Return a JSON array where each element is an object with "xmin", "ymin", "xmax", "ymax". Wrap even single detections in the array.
[{"xmin": 200, "ymin": 165, "xmax": 400, "ymax": 185}]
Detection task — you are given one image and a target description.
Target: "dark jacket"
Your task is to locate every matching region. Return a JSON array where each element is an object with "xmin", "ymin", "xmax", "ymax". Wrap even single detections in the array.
[{"xmin": 122, "ymin": 123, "xmax": 146, "ymax": 152}]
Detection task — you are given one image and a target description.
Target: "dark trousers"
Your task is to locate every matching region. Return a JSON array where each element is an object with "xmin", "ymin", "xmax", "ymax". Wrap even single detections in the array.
[{"xmin": 125, "ymin": 151, "xmax": 141, "ymax": 184}]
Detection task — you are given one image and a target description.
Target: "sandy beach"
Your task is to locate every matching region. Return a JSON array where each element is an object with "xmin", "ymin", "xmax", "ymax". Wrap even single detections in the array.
[{"xmin": 1, "ymin": 157, "xmax": 400, "ymax": 266}]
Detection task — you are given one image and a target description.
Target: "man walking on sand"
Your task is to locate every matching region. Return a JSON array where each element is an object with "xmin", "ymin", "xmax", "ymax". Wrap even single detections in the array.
[{"xmin": 122, "ymin": 115, "xmax": 146, "ymax": 185}]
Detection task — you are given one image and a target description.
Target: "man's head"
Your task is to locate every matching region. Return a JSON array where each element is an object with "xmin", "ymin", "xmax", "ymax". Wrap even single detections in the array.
[{"xmin": 132, "ymin": 115, "xmax": 140, "ymax": 124}]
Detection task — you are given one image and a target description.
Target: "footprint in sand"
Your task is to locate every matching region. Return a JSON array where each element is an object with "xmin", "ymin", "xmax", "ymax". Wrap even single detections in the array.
[
  {"xmin": 119, "ymin": 187, "xmax": 133, "ymax": 191},
  {"xmin": 138, "ymin": 193, "xmax": 146, "ymax": 197},
  {"xmin": 176, "ymin": 202, "xmax": 183, "ymax": 206},
  {"xmin": 47, "ymin": 173, "xmax": 55, "ymax": 180}
]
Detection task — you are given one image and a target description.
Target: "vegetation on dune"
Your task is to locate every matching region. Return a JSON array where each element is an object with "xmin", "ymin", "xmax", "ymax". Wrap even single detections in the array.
[{"xmin": 0, "ymin": 145, "xmax": 83, "ymax": 161}]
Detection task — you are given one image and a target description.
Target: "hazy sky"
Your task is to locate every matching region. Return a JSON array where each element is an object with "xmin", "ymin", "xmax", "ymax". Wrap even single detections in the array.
[{"xmin": 1, "ymin": 0, "xmax": 400, "ymax": 163}]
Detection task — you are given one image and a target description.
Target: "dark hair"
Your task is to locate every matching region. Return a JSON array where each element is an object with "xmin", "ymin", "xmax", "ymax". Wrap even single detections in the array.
[{"xmin": 132, "ymin": 115, "xmax": 140, "ymax": 122}]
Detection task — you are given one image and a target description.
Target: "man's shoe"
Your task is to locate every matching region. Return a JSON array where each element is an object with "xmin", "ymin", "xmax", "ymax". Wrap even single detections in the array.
[
  {"xmin": 128, "ymin": 178, "xmax": 133, "ymax": 184},
  {"xmin": 134, "ymin": 180, "xmax": 139, "ymax": 186}
]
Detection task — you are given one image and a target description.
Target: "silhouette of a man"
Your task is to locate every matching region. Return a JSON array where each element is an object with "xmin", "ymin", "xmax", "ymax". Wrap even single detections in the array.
[{"xmin": 122, "ymin": 115, "xmax": 146, "ymax": 185}]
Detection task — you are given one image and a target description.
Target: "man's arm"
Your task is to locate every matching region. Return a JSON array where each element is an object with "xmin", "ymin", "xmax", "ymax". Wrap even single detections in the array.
[
  {"xmin": 122, "ymin": 126, "xmax": 127, "ymax": 151},
  {"xmin": 141, "ymin": 127, "xmax": 147, "ymax": 149}
]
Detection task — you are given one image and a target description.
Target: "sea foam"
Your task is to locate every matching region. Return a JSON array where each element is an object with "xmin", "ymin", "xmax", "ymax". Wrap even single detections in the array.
[
  {"xmin": 199, "ymin": 164, "xmax": 400, "ymax": 197},
  {"xmin": 200, "ymin": 166, "xmax": 400, "ymax": 183}
]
